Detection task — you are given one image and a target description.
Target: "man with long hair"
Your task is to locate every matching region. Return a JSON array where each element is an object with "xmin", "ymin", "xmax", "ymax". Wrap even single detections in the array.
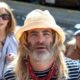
[{"xmin": 4, "ymin": 9, "xmax": 80, "ymax": 80}]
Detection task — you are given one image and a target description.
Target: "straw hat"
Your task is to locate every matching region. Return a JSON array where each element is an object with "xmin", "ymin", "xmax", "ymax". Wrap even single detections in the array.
[{"xmin": 16, "ymin": 9, "xmax": 65, "ymax": 43}]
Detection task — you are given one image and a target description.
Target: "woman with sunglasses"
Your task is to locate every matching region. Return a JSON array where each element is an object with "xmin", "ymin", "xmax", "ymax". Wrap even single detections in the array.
[{"xmin": 0, "ymin": 2, "xmax": 18, "ymax": 79}]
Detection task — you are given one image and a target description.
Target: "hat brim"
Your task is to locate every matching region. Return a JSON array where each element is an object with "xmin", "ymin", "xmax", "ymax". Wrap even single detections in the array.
[{"xmin": 16, "ymin": 23, "xmax": 65, "ymax": 43}]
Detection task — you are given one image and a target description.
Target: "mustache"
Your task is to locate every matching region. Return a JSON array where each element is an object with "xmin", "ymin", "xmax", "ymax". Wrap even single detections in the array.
[
  {"xmin": 32, "ymin": 42, "xmax": 48, "ymax": 47},
  {"xmin": 26, "ymin": 42, "xmax": 48, "ymax": 51},
  {"xmin": 28, "ymin": 42, "xmax": 53, "ymax": 50},
  {"xmin": 36, "ymin": 43, "xmax": 47, "ymax": 47}
]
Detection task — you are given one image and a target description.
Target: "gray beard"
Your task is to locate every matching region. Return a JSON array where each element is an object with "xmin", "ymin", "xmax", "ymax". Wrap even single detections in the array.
[
  {"xmin": 29, "ymin": 50, "xmax": 54, "ymax": 63},
  {"xmin": 28, "ymin": 42, "xmax": 54, "ymax": 63}
]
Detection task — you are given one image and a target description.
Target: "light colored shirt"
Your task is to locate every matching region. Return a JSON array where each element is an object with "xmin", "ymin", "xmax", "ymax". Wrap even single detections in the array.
[{"xmin": 0, "ymin": 34, "xmax": 18, "ymax": 79}]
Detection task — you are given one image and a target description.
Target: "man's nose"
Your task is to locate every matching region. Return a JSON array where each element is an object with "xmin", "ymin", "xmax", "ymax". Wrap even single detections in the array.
[{"xmin": 37, "ymin": 34, "xmax": 45, "ymax": 43}]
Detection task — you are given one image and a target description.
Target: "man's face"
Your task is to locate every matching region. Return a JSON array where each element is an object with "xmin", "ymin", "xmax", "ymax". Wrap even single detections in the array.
[
  {"xmin": 76, "ymin": 34, "xmax": 80, "ymax": 49},
  {"xmin": 27, "ymin": 28, "xmax": 55, "ymax": 62}
]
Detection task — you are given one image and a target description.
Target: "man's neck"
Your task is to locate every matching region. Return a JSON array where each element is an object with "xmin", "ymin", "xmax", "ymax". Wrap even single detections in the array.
[{"xmin": 29, "ymin": 58, "xmax": 54, "ymax": 71}]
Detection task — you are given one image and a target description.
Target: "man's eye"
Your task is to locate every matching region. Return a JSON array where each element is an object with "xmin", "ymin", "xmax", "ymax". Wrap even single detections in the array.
[
  {"xmin": 44, "ymin": 32, "xmax": 51, "ymax": 35},
  {"xmin": 30, "ymin": 33, "xmax": 37, "ymax": 37}
]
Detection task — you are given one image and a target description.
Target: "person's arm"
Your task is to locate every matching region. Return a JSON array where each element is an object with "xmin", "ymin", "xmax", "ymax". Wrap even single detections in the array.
[
  {"xmin": 6, "ymin": 35, "xmax": 18, "ymax": 62},
  {"xmin": 78, "ymin": 60, "xmax": 80, "ymax": 80},
  {"xmin": 65, "ymin": 58, "xmax": 80, "ymax": 80}
]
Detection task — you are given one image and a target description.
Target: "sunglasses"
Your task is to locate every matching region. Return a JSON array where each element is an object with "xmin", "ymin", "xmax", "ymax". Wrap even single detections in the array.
[{"xmin": 0, "ymin": 14, "xmax": 10, "ymax": 20}]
